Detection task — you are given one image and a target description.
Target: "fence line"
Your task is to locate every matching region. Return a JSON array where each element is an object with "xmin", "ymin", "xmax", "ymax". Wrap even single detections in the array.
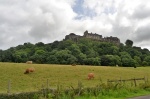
[
  {"xmin": 107, "ymin": 77, "xmax": 147, "ymax": 87},
  {"xmin": 5, "ymin": 77, "xmax": 148, "ymax": 95}
]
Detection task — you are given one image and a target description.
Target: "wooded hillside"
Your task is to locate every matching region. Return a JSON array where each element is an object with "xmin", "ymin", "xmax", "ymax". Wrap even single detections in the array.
[{"xmin": 0, "ymin": 38, "xmax": 150, "ymax": 67}]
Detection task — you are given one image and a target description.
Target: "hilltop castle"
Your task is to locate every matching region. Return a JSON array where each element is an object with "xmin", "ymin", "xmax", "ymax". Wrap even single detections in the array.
[{"xmin": 65, "ymin": 30, "xmax": 120, "ymax": 45}]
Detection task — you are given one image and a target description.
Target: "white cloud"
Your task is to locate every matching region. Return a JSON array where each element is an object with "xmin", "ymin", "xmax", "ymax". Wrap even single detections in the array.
[
  {"xmin": 0, "ymin": 0, "xmax": 150, "ymax": 50},
  {"xmin": 0, "ymin": 0, "xmax": 76, "ymax": 49}
]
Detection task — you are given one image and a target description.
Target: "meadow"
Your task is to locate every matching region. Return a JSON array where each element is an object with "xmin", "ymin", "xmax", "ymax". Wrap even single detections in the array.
[{"xmin": 0, "ymin": 62, "xmax": 150, "ymax": 94}]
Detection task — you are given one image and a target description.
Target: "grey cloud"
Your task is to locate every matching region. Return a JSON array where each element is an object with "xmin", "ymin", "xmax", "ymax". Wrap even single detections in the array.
[
  {"xmin": 131, "ymin": 5, "xmax": 150, "ymax": 19},
  {"xmin": 26, "ymin": 1, "xmax": 76, "ymax": 41},
  {"xmin": 133, "ymin": 25, "xmax": 150, "ymax": 42},
  {"xmin": 111, "ymin": 25, "xmax": 134, "ymax": 44},
  {"xmin": 0, "ymin": 0, "xmax": 76, "ymax": 49},
  {"xmin": 1, "ymin": 0, "xmax": 150, "ymax": 50},
  {"xmin": 0, "ymin": 35, "xmax": 6, "ymax": 47}
]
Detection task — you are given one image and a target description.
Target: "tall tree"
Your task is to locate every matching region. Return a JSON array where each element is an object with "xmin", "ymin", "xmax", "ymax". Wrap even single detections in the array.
[{"xmin": 125, "ymin": 39, "xmax": 133, "ymax": 47}]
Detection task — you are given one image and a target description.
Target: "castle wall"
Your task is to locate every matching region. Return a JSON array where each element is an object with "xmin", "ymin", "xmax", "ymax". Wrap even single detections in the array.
[
  {"xmin": 84, "ymin": 33, "xmax": 102, "ymax": 41},
  {"xmin": 65, "ymin": 31, "xmax": 120, "ymax": 45},
  {"xmin": 104, "ymin": 36, "xmax": 120, "ymax": 45}
]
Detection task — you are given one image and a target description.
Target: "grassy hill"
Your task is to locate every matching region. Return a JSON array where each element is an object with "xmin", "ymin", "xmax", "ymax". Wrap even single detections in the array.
[{"xmin": 0, "ymin": 62, "xmax": 150, "ymax": 93}]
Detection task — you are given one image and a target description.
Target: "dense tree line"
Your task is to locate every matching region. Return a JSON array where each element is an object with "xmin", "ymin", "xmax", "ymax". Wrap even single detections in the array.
[{"xmin": 0, "ymin": 38, "xmax": 150, "ymax": 67}]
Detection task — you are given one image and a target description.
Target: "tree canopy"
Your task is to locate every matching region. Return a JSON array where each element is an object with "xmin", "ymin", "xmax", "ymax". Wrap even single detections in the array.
[{"xmin": 0, "ymin": 38, "xmax": 150, "ymax": 67}]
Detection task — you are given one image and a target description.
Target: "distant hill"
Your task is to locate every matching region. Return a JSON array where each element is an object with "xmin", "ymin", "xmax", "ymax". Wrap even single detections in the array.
[{"xmin": 0, "ymin": 31, "xmax": 150, "ymax": 67}]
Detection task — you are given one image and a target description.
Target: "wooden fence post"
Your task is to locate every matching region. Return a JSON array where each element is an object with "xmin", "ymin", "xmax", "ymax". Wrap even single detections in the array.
[
  {"xmin": 47, "ymin": 79, "xmax": 49, "ymax": 89},
  {"xmin": 41, "ymin": 84, "xmax": 46, "ymax": 98},
  {"xmin": 145, "ymin": 76, "xmax": 149, "ymax": 83},
  {"xmin": 120, "ymin": 77, "xmax": 122, "ymax": 83},
  {"xmin": 46, "ymin": 79, "xmax": 49, "ymax": 96},
  {"xmin": 133, "ymin": 78, "xmax": 137, "ymax": 87},
  {"xmin": 144, "ymin": 76, "xmax": 146, "ymax": 84},
  {"xmin": 107, "ymin": 79, "xmax": 109, "ymax": 85},
  {"xmin": 7, "ymin": 80, "xmax": 11, "ymax": 95}
]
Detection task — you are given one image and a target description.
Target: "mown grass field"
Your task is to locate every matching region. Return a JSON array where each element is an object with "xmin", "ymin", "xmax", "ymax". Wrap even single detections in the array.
[{"xmin": 0, "ymin": 62, "xmax": 150, "ymax": 94}]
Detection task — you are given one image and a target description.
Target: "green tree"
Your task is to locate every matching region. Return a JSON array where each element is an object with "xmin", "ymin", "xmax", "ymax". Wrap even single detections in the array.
[
  {"xmin": 77, "ymin": 53, "xmax": 87, "ymax": 65},
  {"xmin": 120, "ymin": 52, "xmax": 136, "ymax": 67},
  {"xmin": 85, "ymin": 57, "xmax": 101, "ymax": 66},
  {"xmin": 111, "ymin": 46, "xmax": 119, "ymax": 55},
  {"xmin": 98, "ymin": 42, "xmax": 115, "ymax": 55},
  {"xmin": 46, "ymin": 55, "xmax": 58, "ymax": 64},
  {"xmin": 23, "ymin": 42, "xmax": 34, "ymax": 48},
  {"xmin": 134, "ymin": 56, "xmax": 141, "ymax": 66},
  {"xmin": 58, "ymin": 40, "xmax": 75, "ymax": 50},
  {"xmin": 35, "ymin": 49, "xmax": 45, "ymax": 55},
  {"xmin": 97, "ymin": 48, "xmax": 103, "ymax": 56},
  {"xmin": 86, "ymin": 49, "xmax": 99, "ymax": 58},
  {"xmin": 2, "ymin": 48, "xmax": 14, "ymax": 62},
  {"xmin": 121, "ymin": 58, "xmax": 136, "ymax": 67},
  {"xmin": 51, "ymin": 41, "xmax": 59, "ymax": 49},
  {"xmin": 142, "ymin": 61, "xmax": 148, "ymax": 66},
  {"xmin": 143, "ymin": 56, "xmax": 150, "ymax": 66},
  {"xmin": 68, "ymin": 44, "xmax": 81, "ymax": 57},
  {"xmin": 55, "ymin": 49, "xmax": 77, "ymax": 64},
  {"xmin": 13, "ymin": 51, "xmax": 28, "ymax": 63},
  {"xmin": 101, "ymin": 55, "xmax": 117, "ymax": 66},
  {"xmin": 35, "ymin": 42, "xmax": 45, "ymax": 47},
  {"xmin": 0, "ymin": 50, "xmax": 3, "ymax": 61},
  {"xmin": 114, "ymin": 55, "xmax": 122, "ymax": 66},
  {"xmin": 125, "ymin": 39, "xmax": 133, "ymax": 47},
  {"xmin": 79, "ymin": 44, "xmax": 89, "ymax": 54},
  {"xmin": 30, "ymin": 49, "xmax": 46, "ymax": 63},
  {"xmin": 66, "ymin": 55, "xmax": 77, "ymax": 64}
]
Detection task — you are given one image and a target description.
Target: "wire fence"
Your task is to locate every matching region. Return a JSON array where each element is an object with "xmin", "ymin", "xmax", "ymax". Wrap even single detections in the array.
[
  {"xmin": 107, "ymin": 77, "xmax": 148, "ymax": 87},
  {"xmin": 0, "ymin": 77, "xmax": 149, "ymax": 99}
]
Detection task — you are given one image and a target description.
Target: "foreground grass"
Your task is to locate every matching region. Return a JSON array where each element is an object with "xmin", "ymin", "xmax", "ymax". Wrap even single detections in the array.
[
  {"xmin": 75, "ymin": 88, "xmax": 150, "ymax": 99},
  {"xmin": 1, "ymin": 85, "xmax": 150, "ymax": 99},
  {"xmin": 0, "ymin": 62, "xmax": 150, "ymax": 94}
]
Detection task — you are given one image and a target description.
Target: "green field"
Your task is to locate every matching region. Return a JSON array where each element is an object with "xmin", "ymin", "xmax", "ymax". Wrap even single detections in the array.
[{"xmin": 0, "ymin": 62, "xmax": 150, "ymax": 94}]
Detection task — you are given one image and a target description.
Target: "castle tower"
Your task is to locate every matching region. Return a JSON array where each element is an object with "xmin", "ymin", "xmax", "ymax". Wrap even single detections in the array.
[{"xmin": 84, "ymin": 30, "xmax": 88, "ymax": 36}]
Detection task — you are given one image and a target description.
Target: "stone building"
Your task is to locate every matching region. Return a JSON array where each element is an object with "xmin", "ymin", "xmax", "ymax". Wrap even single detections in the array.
[
  {"xmin": 103, "ymin": 36, "xmax": 120, "ymax": 45},
  {"xmin": 64, "ymin": 30, "xmax": 120, "ymax": 45},
  {"xmin": 83, "ymin": 30, "xmax": 103, "ymax": 41}
]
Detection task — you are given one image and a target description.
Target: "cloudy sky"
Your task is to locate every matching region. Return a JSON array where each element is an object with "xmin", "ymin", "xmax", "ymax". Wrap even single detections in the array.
[{"xmin": 0, "ymin": 0, "xmax": 150, "ymax": 50}]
